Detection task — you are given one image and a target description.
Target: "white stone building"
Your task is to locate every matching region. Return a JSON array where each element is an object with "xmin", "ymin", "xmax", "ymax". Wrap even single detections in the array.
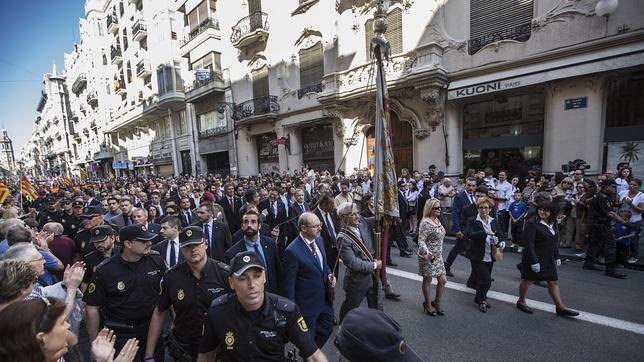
[{"xmin": 0, "ymin": 129, "xmax": 15, "ymax": 174}]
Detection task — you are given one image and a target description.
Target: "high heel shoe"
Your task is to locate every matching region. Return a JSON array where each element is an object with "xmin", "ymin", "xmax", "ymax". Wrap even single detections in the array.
[
  {"xmin": 422, "ymin": 302, "xmax": 437, "ymax": 316},
  {"xmin": 432, "ymin": 300, "xmax": 445, "ymax": 316}
]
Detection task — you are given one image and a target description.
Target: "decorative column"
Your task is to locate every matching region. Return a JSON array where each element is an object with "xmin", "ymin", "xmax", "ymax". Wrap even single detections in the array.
[{"xmin": 417, "ymin": 85, "xmax": 449, "ymax": 171}]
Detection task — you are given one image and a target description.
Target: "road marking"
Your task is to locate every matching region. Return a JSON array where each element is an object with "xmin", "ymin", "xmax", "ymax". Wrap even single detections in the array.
[{"xmin": 387, "ymin": 267, "xmax": 644, "ymax": 336}]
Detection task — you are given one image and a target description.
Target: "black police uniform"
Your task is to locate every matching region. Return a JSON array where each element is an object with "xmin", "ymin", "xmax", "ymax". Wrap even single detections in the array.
[
  {"xmin": 83, "ymin": 250, "xmax": 166, "ymax": 357},
  {"xmin": 38, "ymin": 209, "xmax": 61, "ymax": 229},
  {"xmin": 157, "ymin": 259, "xmax": 232, "ymax": 358},
  {"xmin": 585, "ymin": 191, "xmax": 618, "ymax": 271},
  {"xmin": 83, "ymin": 246, "xmax": 120, "ymax": 285},
  {"xmin": 199, "ymin": 292, "xmax": 318, "ymax": 361},
  {"xmin": 57, "ymin": 211, "xmax": 82, "ymax": 239}
]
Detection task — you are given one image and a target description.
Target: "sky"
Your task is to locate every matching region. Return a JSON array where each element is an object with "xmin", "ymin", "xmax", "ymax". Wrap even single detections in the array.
[{"xmin": 0, "ymin": 0, "xmax": 85, "ymax": 157}]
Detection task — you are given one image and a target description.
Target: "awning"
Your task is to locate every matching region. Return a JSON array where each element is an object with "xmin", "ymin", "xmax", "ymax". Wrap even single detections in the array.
[{"xmin": 448, "ymin": 41, "xmax": 644, "ymax": 100}]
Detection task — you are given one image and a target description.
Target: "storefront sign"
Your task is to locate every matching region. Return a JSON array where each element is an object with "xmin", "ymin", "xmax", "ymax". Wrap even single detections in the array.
[
  {"xmin": 564, "ymin": 97, "xmax": 587, "ymax": 110},
  {"xmin": 270, "ymin": 138, "xmax": 287, "ymax": 146},
  {"xmin": 302, "ymin": 124, "xmax": 335, "ymax": 172},
  {"xmin": 449, "ymin": 80, "xmax": 522, "ymax": 99}
]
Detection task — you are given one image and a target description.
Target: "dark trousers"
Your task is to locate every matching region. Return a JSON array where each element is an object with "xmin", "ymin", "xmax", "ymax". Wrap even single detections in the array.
[
  {"xmin": 339, "ymin": 275, "xmax": 382, "ymax": 323},
  {"xmin": 109, "ymin": 322, "xmax": 163, "ymax": 362},
  {"xmin": 304, "ymin": 308, "xmax": 335, "ymax": 348},
  {"xmin": 445, "ymin": 237, "xmax": 466, "ymax": 269},
  {"xmin": 497, "ymin": 210, "xmax": 508, "ymax": 239},
  {"xmin": 470, "ymin": 260, "xmax": 493, "ymax": 302},
  {"xmin": 585, "ymin": 224, "xmax": 617, "ymax": 271}
]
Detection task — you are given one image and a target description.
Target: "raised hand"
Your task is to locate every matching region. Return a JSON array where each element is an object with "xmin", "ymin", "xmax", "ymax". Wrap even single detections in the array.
[
  {"xmin": 114, "ymin": 338, "xmax": 139, "ymax": 362},
  {"xmin": 91, "ymin": 328, "xmax": 116, "ymax": 362}
]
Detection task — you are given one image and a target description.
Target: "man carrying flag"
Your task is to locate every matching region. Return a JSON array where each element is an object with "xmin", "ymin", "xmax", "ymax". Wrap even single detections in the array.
[{"xmin": 21, "ymin": 175, "xmax": 39, "ymax": 203}]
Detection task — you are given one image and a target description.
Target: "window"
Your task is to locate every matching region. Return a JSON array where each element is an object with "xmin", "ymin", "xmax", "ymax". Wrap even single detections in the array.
[
  {"xmin": 176, "ymin": 111, "xmax": 188, "ymax": 135},
  {"xmin": 469, "ymin": 0, "xmax": 533, "ymax": 55},
  {"xmin": 252, "ymin": 67, "xmax": 269, "ymax": 98},
  {"xmin": 365, "ymin": 7, "xmax": 403, "ymax": 58},
  {"xmin": 191, "ymin": 52, "xmax": 221, "ymax": 72},
  {"xmin": 126, "ymin": 61, "xmax": 132, "ymax": 83},
  {"xmin": 198, "ymin": 110, "xmax": 226, "ymax": 131},
  {"xmin": 605, "ymin": 73, "xmax": 644, "ymax": 129},
  {"xmin": 122, "ymin": 29, "xmax": 129, "ymax": 50},
  {"xmin": 299, "ymin": 42, "xmax": 323, "ymax": 88},
  {"xmin": 187, "ymin": 0, "xmax": 210, "ymax": 31}
]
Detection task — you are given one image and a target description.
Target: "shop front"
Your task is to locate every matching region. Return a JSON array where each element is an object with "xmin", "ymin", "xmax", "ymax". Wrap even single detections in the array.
[
  {"xmin": 257, "ymin": 133, "xmax": 279, "ymax": 174},
  {"xmin": 301, "ymin": 123, "xmax": 335, "ymax": 172}
]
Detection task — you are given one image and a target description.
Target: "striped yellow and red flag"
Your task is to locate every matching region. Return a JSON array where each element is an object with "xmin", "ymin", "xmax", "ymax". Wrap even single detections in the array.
[
  {"xmin": 63, "ymin": 175, "xmax": 73, "ymax": 186},
  {"xmin": 21, "ymin": 176, "xmax": 39, "ymax": 202},
  {"xmin": 0, "ymin": 185, "xmax": 9, "ymax": 204},
  {"xmin": 80, "ymin": 168, "xmax": 88, "ymax": 179}
]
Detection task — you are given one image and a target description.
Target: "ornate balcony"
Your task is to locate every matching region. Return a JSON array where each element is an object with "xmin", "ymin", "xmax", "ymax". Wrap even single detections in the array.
[
  {"xmin": 182, "ymin": 18, "xmax": 219, "ymax": 47},
  {"xmin": 230, "ymin": 11, "xmax": 269, "ymax": 49},
  {"xmin": 71, "ymin": 73, "xmax": 87, "ymax": 94},
  {"xmin": 107, "ymin": 14, "xmax": 119, "ymax": 34},
  {"xmin": 114, "ymin": 78, "xmax": 126, "ymax": 94},
  {"xmin": 297, "ymin": 83, "xmax": 323, "ymax": 99},
  {"xmin": 232, "ymin": 95, "xmax": 279, "ymax": 122},
  {"xmin": 133, "ymin": 19, "xmax": 147, "ymax": 41},
  {"xmin": 185, "ymin": 70, "xmax": 225, "ymax": 102},
  {"xmin": 86, "ymin": 91, "xmax": 98, "ymax": 106},
  {"xmin": 468, "ymin": 23, "xmax": 531, "ymax": 55},
  {"xmin": 136, "ymin": 59, "xmax": 151, "ymax": 77},
  {"xmin": 111, "ymin": 46, "xmax": 122, "ymax": 64}
]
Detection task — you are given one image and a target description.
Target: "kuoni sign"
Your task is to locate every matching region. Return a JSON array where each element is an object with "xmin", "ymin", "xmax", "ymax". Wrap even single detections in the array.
[{"xmin": 448, "ymin": 79, "xmax": 522, "ymax": 99}]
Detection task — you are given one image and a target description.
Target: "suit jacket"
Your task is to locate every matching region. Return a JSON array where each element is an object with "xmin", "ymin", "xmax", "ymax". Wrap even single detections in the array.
[
  {"xmin": 218, "ymin": 196, "xmax": 242, "ymax": 233},
  {"xmin": 314, "ymin": 208, "xmax": 341, "ymax": 272},
  {"xmin": 225, "ymin": 235, "xmax": 280, "ymax": 294},
  {"xmin": 174, "ymin": 195, "xmax": 197, "ymax": 209},
  {"xmin": 109, "ymin": 212, "xmax": 133, "ymax": 231},
  {"xmin": 144, "ymin": 222, "xmax": 163, "ymax": 244},
  {"xmin": 337, "ymin": 217, "xmax": 376, "ymax": 277},
  {"xmin": 464, "ymin": 216, "xmax": 503, "ymax": 262},
  {"xmin": 178, "ymin": 208, "xmax": 197, "ymax": 228},
  {"xmin": 287, "ymin": 203, "xmax": 310, "ymax": 241},
  {"xmin": 152, "ymin": 239, "xmax": 185, "ymax": 267},
  {"xmin": 398, "ymin": 190, "xmax": 409, "ymax": 224},
  {"xmin": 258, "ymin": 199, "xmax": 286, "ymax": 229},
  {"xmin": 452, "ymin": 190, "xmax": 474, "ymax": 233},
  {"xmin": 281, "ymin": 235, "xmax": 333, "ymax": 318},
  {"xmin": 194, "ymin": 220, "xmax": 233, "ymax": 262}
]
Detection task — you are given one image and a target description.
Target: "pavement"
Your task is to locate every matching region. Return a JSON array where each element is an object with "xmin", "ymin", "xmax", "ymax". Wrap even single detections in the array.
[{"xmin": 320, "ymin": 238, "xmax": 644, "ymax": 361}]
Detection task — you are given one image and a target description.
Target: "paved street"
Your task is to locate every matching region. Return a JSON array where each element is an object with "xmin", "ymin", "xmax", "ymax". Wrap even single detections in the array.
[{"xmin": 322, "ymin": 244, "xmax": 644, "ymax": 361}]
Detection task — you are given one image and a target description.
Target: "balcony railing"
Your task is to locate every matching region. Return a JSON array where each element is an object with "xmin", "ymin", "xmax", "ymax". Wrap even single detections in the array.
[
  {"xmin": 111, "ymin": 46, "xmax": 122, "ymax": 63},
  {"xmin": 133, "ymin": 19, "xmax": 147, "ymax": 41},
  {"xmin": 230, "ymin": 11, "xmax": 269, "ymax": 45},
  {"xmin": 468, "ymin": 23, "xmax": 531, "ymax": 55},
  {"xmin": 136, "ymin": 59, "xmax": 151, "ymax": 76},
  {"xmin": 107, "ymin": 14, "xmax": 119, "ymax": 33},
  {"xmin": 232, "ymin": 95, "xmax": 279, "ymax": 121},
  {"xmin": 182, "ymin": 18, "xmax": 219, "ymax": 46},
  {"xmin": 86, "ymin": 91, "xmax": 98, "ymax": 104},
  {"xmin": 199, "ymin": 125, "xmax": 227, "ymax": 138},
  {"xmin": 187, "ymin": 69, "xmax": 224, "ymax": 92},
  {"xmin": 297, "ymin": 83, "xmax": 323, "ymax": 99},
  {"xmin": 114, "ymin": 78, "xmax": 126, "ymax": 94},
  {"xmin": 71, "ymin": 73, "xmax": 87, "ymax": 94}
]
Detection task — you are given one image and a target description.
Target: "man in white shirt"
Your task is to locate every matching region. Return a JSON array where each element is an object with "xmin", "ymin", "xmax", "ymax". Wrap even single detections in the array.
[{"xmin": 494, "ymin": 171, "xmax": 513, "ymax": 237}]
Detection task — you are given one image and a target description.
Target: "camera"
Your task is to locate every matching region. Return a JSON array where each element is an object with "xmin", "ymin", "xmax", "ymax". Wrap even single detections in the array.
[{"xmin": 562, "ymin": 159, "xmax": 590, "ymax": 173}]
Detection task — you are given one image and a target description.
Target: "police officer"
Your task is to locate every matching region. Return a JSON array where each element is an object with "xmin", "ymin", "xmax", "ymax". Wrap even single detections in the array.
[
  {"xmin": 145, "ymin": 226, "xmax": 232, "ymax": 361},
  {"xmin": 74, "ymin": 205, "xmax": 108, "ymax": 259},
  {"xmin": 37, "ymin": 196, "xmax": 61, "ymax": 229},
  {"xmin": 83, "ymin": 224, "xmax": 166, "ymax": 360},
  {"xmin": 583, "ymin": 179, "xmax": 628, "ymax": 279},
  {"xmin": 82, "ymin": 225, "xmax": 120, "ymax": 292},
  {"xmin": 57, "ymin": 199, "xmax": 82, "ymax": 239},
  {"xmin": 197, "ymin": 251, "xmax": 328, "ymax": 362}
]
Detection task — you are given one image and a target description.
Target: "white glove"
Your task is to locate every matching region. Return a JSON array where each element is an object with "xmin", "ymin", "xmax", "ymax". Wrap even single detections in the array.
[
  {"xmin": 555, "ymin": 259, "xmax": 561, "ymax": 267},
  {"xmin": 531, "ymin": 263, "xmax": 540, "ymax": 273},
  {"xmin": 498, "ymin": 241, "xmax": 506, "ymax": 250}
]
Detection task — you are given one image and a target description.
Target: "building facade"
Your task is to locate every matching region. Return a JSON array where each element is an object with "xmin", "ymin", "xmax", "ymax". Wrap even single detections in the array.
[
  {"xmin": 19, "ymin": 0, "xmax": 644, "ymax": 178},
  {"xmin": 0, "ymin": 129, "xmax": 15, "ymax": 175}
]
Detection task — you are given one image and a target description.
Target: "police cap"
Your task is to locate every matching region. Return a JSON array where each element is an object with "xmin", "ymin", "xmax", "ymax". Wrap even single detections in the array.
[
  {"xmin": 179, "ymin": 226, "xmax": 204, "ymax": 248},
  {"xmin": 90, "ymin": 225, "xmax": 116, "ymax": 243},
  {"xmin": 119, "ymin": 224, "xmax": 157, "ymax": 242},
  {"xmin": 229, "ymin": 250, "xmax": 264, "ymax": 277},
  {"xmin": 72, "ymin": 201, "xmax": 84, "ymax": 208},
  {"xmin": 81, "ymin": 205, "xmax": 103, "ymax": 218}
]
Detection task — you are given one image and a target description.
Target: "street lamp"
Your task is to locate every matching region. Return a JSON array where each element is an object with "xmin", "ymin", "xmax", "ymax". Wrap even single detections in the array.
[{"xmin": 595, "ymin": 0, "xmax": 619, "ymax": 17}]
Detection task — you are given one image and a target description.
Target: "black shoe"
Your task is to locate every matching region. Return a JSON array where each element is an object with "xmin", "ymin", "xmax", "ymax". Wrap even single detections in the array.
[
  {"xmin": 605, "ymin": 270, "xmax": 627, "ymax": 279},
  {"xmin": 385, "ymin": 293, "xmax": 401, "ymax": 300},
  {"xmin": 386, "ymin": 261, "xmax": 398, "ymax": 267},
  {"xmin": 582, "ymin": 263, "xmax": 602, "ymax": 271},
  {"xmin": 431, "ymin": 300, "xmax": 445, "ymax": 316},
  {"xmin": 400, "ymin": 251, "xmax": 413, "ymax": 258},
  {"xmin": 478, "ymin": 303, "xmax": 488, "ymax": 313},
  {"xmin": 556, "ymin": 308, "xmax": 579, "ymax": 317},
  {"xmin": 445, "ymin": 268, "xmax": 454, "ymax": 277},
  {"xmin": 533, "ymin": 281, "xmax": 547, "ymax": 288},
  {"xmin": 423, "ymin": 302, "xmax": 437, "ymax": 316},
  {"xmin": 516, "ymin": 302, "xmax": 533, "ymax": 314}
]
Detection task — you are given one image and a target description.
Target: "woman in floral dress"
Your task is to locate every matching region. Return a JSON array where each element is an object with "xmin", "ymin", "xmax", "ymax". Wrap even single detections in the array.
[{"xmin": 418, "ymin": 198, "xmax": 447, "ymax": 316}]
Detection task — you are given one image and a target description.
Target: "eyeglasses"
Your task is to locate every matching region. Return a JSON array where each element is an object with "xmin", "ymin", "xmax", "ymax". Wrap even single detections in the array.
[{"xmin": 307, "ymin": 224, "xmax": 322, "ymax": 229}]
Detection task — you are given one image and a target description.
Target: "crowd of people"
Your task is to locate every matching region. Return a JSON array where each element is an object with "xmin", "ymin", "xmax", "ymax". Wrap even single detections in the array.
[{"xmin": 0, "ymin": 162, "xmax": 640, "ymax": 361}]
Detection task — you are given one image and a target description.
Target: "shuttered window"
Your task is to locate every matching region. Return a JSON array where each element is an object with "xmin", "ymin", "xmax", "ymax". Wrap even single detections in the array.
[
  {"xmin": 365, "ymin": 7, "xmax": 403, "ymax": 59},
  {"xmin": 469, "ymin": 0, "xmax": 533, "ymax": 54},
  {"xmin": 252, "ymin": 67, "xmax": 269, "ymax": 98},
  {"xmin": 249, "ymin": 0, "xmax": 262, "ymax": 14},
  {"xmin": 299, "ymin": 43, "xmax": 324, "ymax": 88}
]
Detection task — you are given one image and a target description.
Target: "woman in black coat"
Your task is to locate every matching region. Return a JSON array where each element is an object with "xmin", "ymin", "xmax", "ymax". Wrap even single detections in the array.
[
  {"xmin": 516, "ymin": 201, "xmax": 578, "ymax": 317},
  {"xmin": 464, "ymin": 196, "xmax": 505, "ymax": 313}
]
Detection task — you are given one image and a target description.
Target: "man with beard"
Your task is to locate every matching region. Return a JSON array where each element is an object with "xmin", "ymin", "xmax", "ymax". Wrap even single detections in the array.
[
  {"xmin": 84, "ymin": 224, "xmax": 166, "ymax": 360},
  {"xmin": 145, "ymin": 226, "xmax": 232, "ymax": 361},
  {"xmin": 57, "ymin": 199, "xmax": 82, "ymax": 239},
  {"xmin": 38, "ymin": 196, "xmax": 61, "ymax": 229},
  {"xmin": 225, "ymin": 210, "xmax": 280, "ymax": 294},
  {"xmin": 81, "ymin": 225, "xmax": 119, "ymax": 292},
  {"xmin": 583, "ymin": 179, "xmax": 628, "ymax": 279}
]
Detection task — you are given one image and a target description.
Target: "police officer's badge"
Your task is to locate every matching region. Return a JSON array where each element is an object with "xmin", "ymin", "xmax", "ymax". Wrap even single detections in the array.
[
  {"xmin": 62, "ymin": 219, "xmax": 66, "ymax": 223},
  {"xmin": 71, "ymin": 224, "xmax": 76, "ymax": 229},
  {"xmin": 117, "ymin": 281, "xmax": 125, "ymax": 291},
  {"xmin": 297, "ymin": 317, "xmax": 308, "ymax": 332},
  {"xmin": 95, "ymin": 229, "xmax": 100, "ymax": 235},
  {"xmin": 225, "ymin": 332, "xmax": 235, "ymax": 350},
  {"xmin": 141, "ymin": 225, "xmax": 147, "ymax": 231},
  {"xmin": 186, "ymin": 230, "xmax": 192, "ymax": 237},
  {"xmin": 88, "ymin": 283, "xmax": 96, "ymax": 294},
  {"xmin": 242, "ymin": 256, "xmax": 250, "ymax": 263},
  {"xmin": 177, "ymin": 289, "xmax": 185, "ymax": 301}
]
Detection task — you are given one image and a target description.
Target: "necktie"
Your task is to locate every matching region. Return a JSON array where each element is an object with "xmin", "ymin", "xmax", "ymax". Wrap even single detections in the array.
[
  {"xmin": 158, "ymin": 205, "xmax": 163, "ymax": 216},
  {"xmin": 252, "ymin": 243, "xmax": 266, "ymax": 267},
  {"xmin": 299, "ymin": 204, "xmax": 305, "ymax": 213},
  {"xmin": 308, "ymin": 242, "xmax": 320, "ymax": 267},
  {"xmin": 169, "ymin": 240, "xmax": 176, "ymax": 267},
  {"xmin": 272, "ymin": 202, "xmax": 277, "ymax": 216},
  {"xmin": 185, "ymin": 211, "xmax": 192, "ymax": 224},
  {"xmin": 469, "ymin": 194, "xmax": 474, "ymax": 204},
  {"xmin": 325, "ymin": 213, "xmax": 336, "ymax": 241},
  {"xmin": 204, "ymin": 223, "xmax": 210, "ymax": 247}
]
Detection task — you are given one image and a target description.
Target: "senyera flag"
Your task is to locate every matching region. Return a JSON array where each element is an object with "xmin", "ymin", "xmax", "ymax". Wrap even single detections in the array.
[{"xmin": 21, "ymin": 176, "xmax": 39, "ymax": 203}]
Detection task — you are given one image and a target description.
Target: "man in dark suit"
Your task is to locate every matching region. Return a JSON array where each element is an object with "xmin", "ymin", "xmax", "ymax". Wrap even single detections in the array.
[
  {"xmin": 131, "ymin": 207, "xmax": 162, "ymax": 244},
  {"xmin": 225, "ymin": 210, "xmax": 280, "ymax": 294},
  {"xmin": 218, "ymin": 183, "xmax": 242, "ymax": 234},
  {"xmin": 287, "ymin": 188, "xmax": 310, "ymax": 242},
  {"xmin": 144, "ymin": 191, "xmax": 166, "ymax": 219},
  {"xmin": 444, "ymin": 177, "xmax": 478, "ymax": 276},
  {"xmin": 178, "ymin": 197, "xmax": 196, "ymax": 227},
  {"xmin": 281, "ymin": 212, "xmax": 336, "ymax": 348},
  {"xmin": 258, "ymin": 187, "xmax": 286, "ymax": 229},
  {"xmin": 153, "ymin": 215, "xmax": 183, "ymax": 268},
  {"xmin": 110, "ymin": 197, "xmax": 134, "ymax": 231},
  {"xmin": 314, "ymin": 193, "xmax": 341, "ymax": 278},
  {"xmin": 83, "ymin": 189, "xmax": 101, "ymax": 208},
  {"xmin": 173, "ymin": 185, "xmax": 197, "ymax": 209},
  {"xmin": 194, "ymin": 203, "xmax": 232, "ymax": 262}
]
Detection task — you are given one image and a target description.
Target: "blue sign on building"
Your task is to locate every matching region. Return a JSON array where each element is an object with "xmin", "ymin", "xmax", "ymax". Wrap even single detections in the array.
[{"xmin": 565, "ymin": 97, "xmax": 588, "ymax": 110}]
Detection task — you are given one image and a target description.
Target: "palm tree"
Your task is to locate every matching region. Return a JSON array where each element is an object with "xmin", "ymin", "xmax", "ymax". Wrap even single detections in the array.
[{"xmin": 619, "ymin": 142, "xmax": 641, "ymax": 163}]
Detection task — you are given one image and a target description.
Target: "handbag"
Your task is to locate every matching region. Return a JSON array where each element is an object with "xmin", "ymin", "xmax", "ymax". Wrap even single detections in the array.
[{"xmin": 492, "ymin": 244, "xmax": 503, "ymax": 261}]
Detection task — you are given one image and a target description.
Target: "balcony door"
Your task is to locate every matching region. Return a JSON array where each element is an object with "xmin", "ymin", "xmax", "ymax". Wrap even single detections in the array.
[{"xmin": 252, "ymin": 66, "xmax": 268, "ymax": 99}]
